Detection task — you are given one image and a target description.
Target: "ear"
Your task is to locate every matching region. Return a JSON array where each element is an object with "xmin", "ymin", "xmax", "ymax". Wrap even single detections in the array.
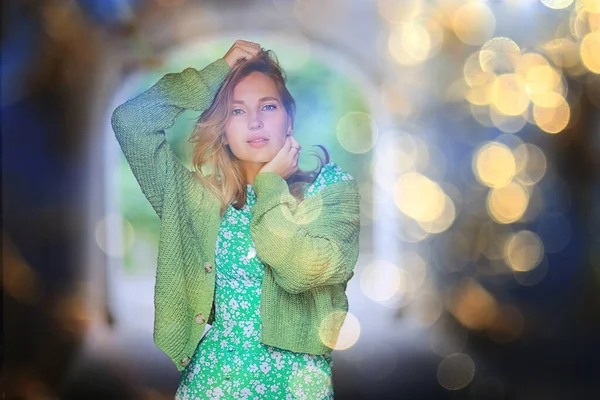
[{"xmin": 286, "ymin": 122, "xmax": 292, "ymax": 136}]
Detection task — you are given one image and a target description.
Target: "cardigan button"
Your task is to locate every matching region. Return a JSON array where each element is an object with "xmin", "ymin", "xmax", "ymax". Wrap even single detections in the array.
[
  {"xmin": 180, "ymin": 356, "xmax": 191, "ymax": 367},
  {"xmin": 194, "ymin": 313, "xmax": 206, "ymax": 325},
  {"xmin": 204, "ymin": 262, "xmax": 213, "ymax": 273}
]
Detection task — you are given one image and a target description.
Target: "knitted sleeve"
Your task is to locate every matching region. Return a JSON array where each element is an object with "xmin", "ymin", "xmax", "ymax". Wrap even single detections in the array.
[
  {"xmin": 110, "ymin": 58, "xmax": 231, "ymax": 218},
  {"xmin": 250, "ymin": 172, "xmax": 361, "ymax": 294}
]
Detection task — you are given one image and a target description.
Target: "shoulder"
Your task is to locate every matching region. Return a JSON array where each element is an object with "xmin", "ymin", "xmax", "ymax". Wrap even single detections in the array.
[{"xmin": 306, "ymin": 161, "xmax": 355, "ymax": 197}]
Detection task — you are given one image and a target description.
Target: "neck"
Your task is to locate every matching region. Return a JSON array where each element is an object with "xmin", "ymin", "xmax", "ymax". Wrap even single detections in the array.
[{"xmin": 240, "ymin": 161, "xmax": 265, "ymax": 186}]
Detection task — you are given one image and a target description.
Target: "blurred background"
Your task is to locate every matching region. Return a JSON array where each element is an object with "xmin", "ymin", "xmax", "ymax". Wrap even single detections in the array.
[{"xmin": 2, "ymin": 0, "xmax": 600, "ymax": 399}]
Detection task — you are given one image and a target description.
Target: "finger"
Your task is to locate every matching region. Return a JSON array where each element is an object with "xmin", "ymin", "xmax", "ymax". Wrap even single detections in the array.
[
  {"xmin": 232, "ymin": 43, "xmax": 257, "ymax": 60},
  {"xmin": 237, "ymin": 42, "xmax": 261, "ymax": 56},
  {"xmin": 284, "ymin": 135, "xmax": 293, "ymax": 151},
  {"xmin": 241, "ymin": 40, "xmax": 261, "ymax": 49},
  {"xmin": 235, "ymin": 46, "xmax": 258, "ymax": 59},
  {"xmin": 290, "ymin": 137, "xmax": 301, "ymax": 151}
]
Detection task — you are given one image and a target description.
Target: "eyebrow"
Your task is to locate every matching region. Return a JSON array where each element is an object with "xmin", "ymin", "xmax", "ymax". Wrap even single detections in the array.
[{"xmin": 232, "ymin": 97, "xmax": 280, "ymax": 105}]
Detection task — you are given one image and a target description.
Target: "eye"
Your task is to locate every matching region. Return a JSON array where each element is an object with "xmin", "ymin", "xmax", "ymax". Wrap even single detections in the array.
[
  {"xmin": 231, "ymin": 108, "xmax": 244, "ymax": 115},
  {"xmin": 262, "ymin": 104, "xmax": 277, "ymax": 111}
]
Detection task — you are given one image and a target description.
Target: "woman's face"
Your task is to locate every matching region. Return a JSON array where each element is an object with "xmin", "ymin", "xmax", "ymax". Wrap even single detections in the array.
[{"xmin": 223, "ymin": 71, "xmax": 291, "ymax": 164}]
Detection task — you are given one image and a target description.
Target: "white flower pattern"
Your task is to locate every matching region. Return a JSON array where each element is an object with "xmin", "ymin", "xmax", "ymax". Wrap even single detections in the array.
[{"xmin": 175, "ymin": 162, "xmax": 353, "ymax": 399}]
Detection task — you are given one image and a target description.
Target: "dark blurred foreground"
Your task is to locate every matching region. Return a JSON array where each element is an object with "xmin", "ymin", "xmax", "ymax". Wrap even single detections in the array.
[{"xmin": 2, "ymin": 1, "xmax": 600, "ymax": 399}]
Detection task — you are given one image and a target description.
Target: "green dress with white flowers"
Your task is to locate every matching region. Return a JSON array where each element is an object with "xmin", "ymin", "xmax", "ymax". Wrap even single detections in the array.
[{"xmin": 175, "ymin": 162, "xmax": 354, "ymax": 400}]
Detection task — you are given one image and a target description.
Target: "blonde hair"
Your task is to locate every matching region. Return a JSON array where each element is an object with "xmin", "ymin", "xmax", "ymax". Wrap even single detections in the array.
[{"xmin": 189, "ymin": 50, "xmax": 329, "ymax": 217}]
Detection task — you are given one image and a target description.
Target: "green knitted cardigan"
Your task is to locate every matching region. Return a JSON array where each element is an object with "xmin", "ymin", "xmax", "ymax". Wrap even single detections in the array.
[{"xmin": 111, "ymin": 58, "xmax": 361, "ymax": 371}]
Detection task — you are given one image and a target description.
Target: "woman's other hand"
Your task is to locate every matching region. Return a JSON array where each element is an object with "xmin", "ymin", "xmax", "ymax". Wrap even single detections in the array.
[
  {"xmin": 223, "ymin": 40, "xmax": 262, "ymax": 69},
  {"xmin": 259, "ymin": 136, "xmax": 301, "ymax": 179}
]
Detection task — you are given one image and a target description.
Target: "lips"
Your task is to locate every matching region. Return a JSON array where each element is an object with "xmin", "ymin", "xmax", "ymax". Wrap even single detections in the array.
[{"xmin": 246, "ymin": 134, "xmax": 269, "ymax": 143}]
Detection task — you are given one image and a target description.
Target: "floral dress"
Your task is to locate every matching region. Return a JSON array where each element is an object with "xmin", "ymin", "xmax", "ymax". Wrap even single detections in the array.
[{"xmin": 175, "ymin": 162, "xmax": 354, "ymax": 400}]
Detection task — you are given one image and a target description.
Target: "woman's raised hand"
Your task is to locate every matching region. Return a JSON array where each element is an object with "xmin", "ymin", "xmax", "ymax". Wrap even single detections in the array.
[
  {"xmin": 223, "ymin": 40, "xmax": 262, "ymax": 69},
  {"xmin": 259, "ymin": 135, "xmax": 302, "ymax": 180}
]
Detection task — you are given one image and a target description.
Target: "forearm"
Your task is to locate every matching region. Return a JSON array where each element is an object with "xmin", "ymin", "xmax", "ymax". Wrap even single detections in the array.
[
  {"xmin": 111, "ymin": 58, "xmax": 231, "ymax": 139},
  {"xmin": 250, "ymin": 172, "xmax": 360, "ymax": 294}
]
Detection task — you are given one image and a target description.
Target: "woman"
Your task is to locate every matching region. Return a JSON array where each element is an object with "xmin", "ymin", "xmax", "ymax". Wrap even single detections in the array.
[{"xmin": 111, "ymin": 40, "xmax": 360, "ymax": 399}]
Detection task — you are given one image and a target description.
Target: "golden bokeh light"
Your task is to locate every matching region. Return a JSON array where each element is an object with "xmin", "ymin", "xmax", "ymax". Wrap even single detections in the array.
[
  {"xmin": 487, "ymin": 182, "xmax": 529, "ymax": 224},
  {"xmin": 452, "ymin": 2, "xmax": 496, "ymax": 45},
  {"xmin": 524, "ymin": 65, "xmax": 562, "ymax": 95},
  {"xmin": 570, "ymin": 6, "xmax": 588, "ymax": 39},
  {"xmin": 580, "ymin": 0, "xmax": 600, "ymax": 14},
  {"xmin": 533, "ymin": 94, "xmax": 571, "ymax": 134},
  {"xmin": 473, "ymin": 142, "xmax": 516, "ymax": 188},
  {"xmin": 336, "ymin": 111, "xmax": 379, "ymax": 153},
  {"xmin": 422, "ymin": 18, "xmax": 446, "ymax": 59},
  {"xmin": 513, "ymin": 143, "xmax": 547, "ymax": 186},
  {"xmin": 319, "ymin": 311, "xmax": 360, "ymax": 350},
  {"xmin": 464, "ymin": 51, "xmax": 495, "ymax": 87},
  {"xmin": 489, "ymin": 106, "xmax": 527, "ymax": 133},
  {"xmin": 542, "ymin": 38, "xmax": 580, "ymax": 69},
  {"xmin": 504, "ymin": 230, "xmax": 544, "ymax": 272},
  {"xmin": 589, "ymin": 12, "xmax": 600, "ymax": 32},
  {"xmin": 580, "ymin": 31, "xmax": 600, "ymax": 73},
  {"xmin": 529, "ymin": 89, "xmax": 566, "ymax": 108},
  {"xmin": 513, "ymin": 255, "xmax": 549, "ymax": 286},
  {"xmin": 393, "ymin": 172, "xmax": 446, "ymax": 222},
  {"xmin": 450, "ymin": 278, "xmax": 498, "ymax": 330},
  {"xmin": 541, "ymin": 0, "xmax": 574, "ymax": 10},
  {"xmin": 379, "ymin": 268, "xmax": 416, "ymax": 309},
  {"xmin": 360, "ymin": 260, "xmax": 403, "ymax": 302},
  {"xmin": 466, "ymin": 82, "xmax": 493, "ymax": 106},
  {"xmin": 377, "ymin": 0, "xmax": 423, "ymax": 24},
  {"xmin": 515, "ymin": 52, "xmax": 550, "ymax": 79},
  {"xmin": 479, "ymin": 37, "xmax": 520, "ymax": 74},
  {"xmin": 491, "ymin": 74, "xmax": 530, "ymax": 116},
  {"xmin": 418, "ymin": 194, "xmax": 456, "ymax": 234},
  {"xmin": 388, "ymin": 23, "xmax": 429, "ymax": 65},
  {"xmin": 400, "ymin": 22, "xmax": 433, "ymax": 61},
  {"xmin": 437, "ymin": 353, "xmax": 476, "ymax": 390}
]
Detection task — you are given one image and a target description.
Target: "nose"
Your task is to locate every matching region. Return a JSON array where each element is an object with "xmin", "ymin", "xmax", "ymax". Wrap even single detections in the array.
[{"xmin": 248, "ymin": 112, "xmax": 264, "ymax": 130}]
